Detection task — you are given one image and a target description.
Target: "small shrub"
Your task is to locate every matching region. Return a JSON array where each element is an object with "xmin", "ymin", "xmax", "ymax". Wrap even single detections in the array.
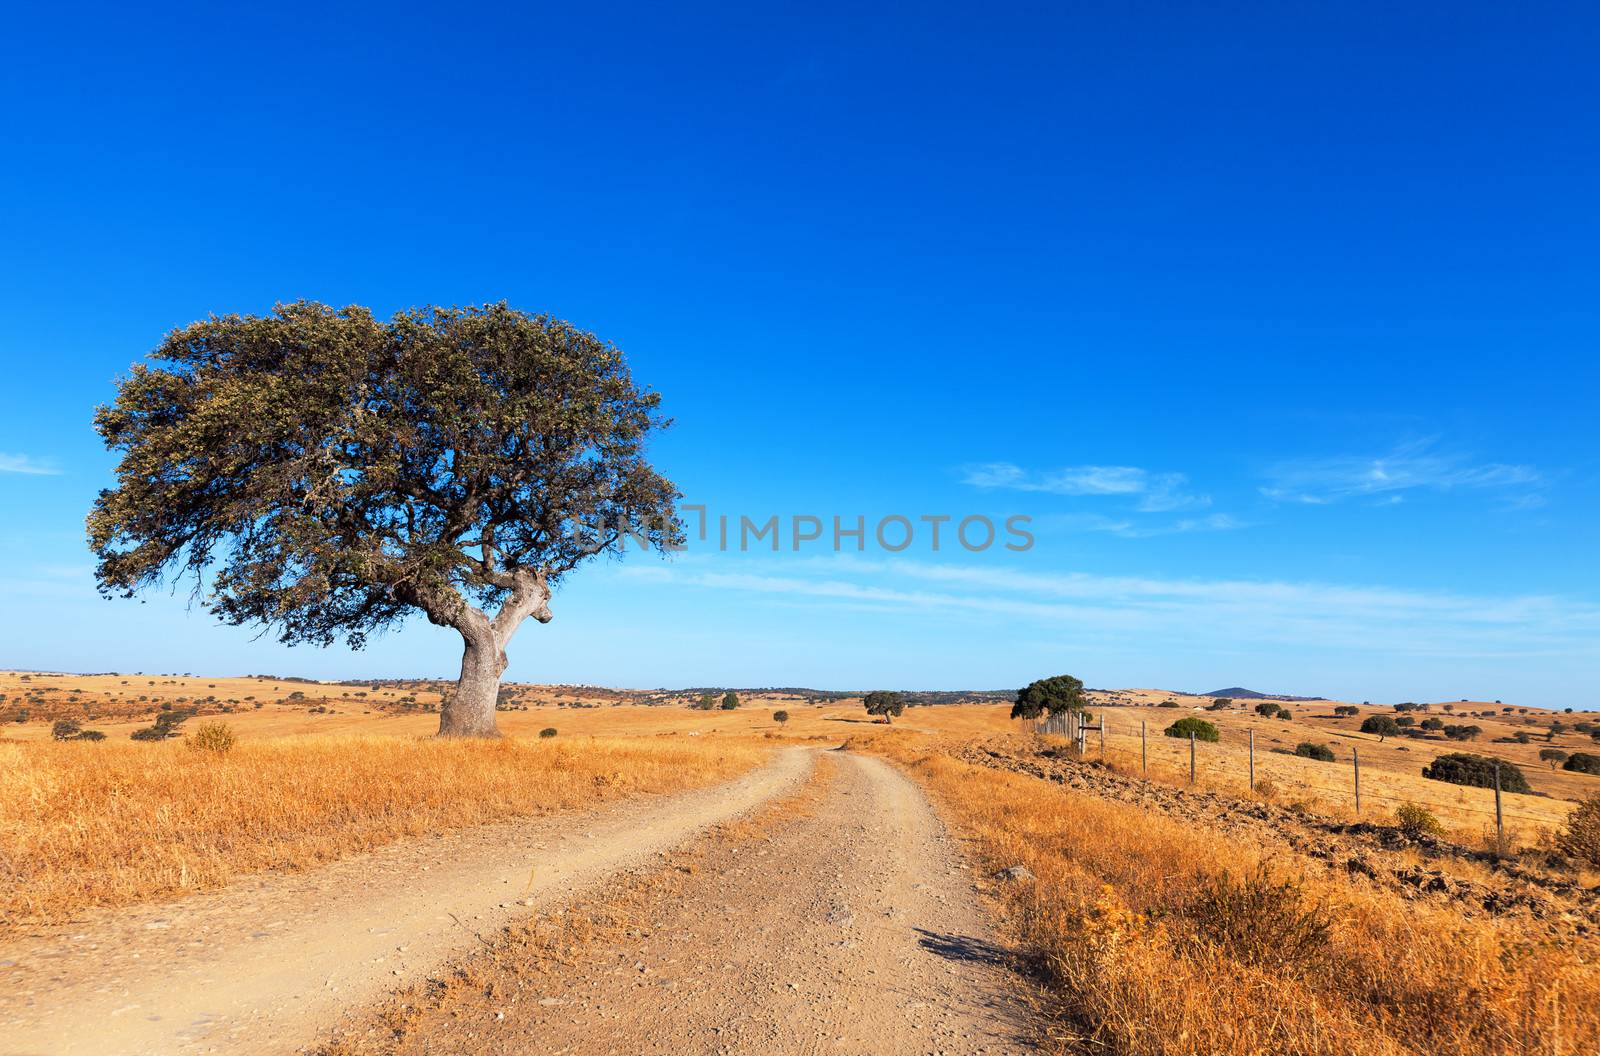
[
  {"xmin": 1554, "ymin": 794, "xmax": 1600, "ymax": 867},
  {"xmin": 1164, "ymin": 717, "xmax": 1219, "ymax": 742},
  {"xmin": 1255, "ymin": 701, "xmax": 1281, "ymax": 718},
  {"xmin": 773, "ymin": 710, "xmax": 790, "ymax": 725},
  {"xmin": 1182, "ymin": 862, "xmax": 1330, "ymax": 974},
  {"xmin": 1294, "ymin": 742, "xmax": 1335, "ymax": 762},
  {"xmin": 1394, "ymin": 802, "xmax": 1444, "ymax": 838},
  {"xmin": 186, "ymin": 721, "xmax": 236, "ymax": 755},
  {"xmin": 539, "ymin": 727, "xmax": 558, "ymax": 738},
  {"xmin": 1253, "ymin": 777, "xmax": 1277, "ymax": 800},
  {"xmin": 1157, "ymin": 700, "xmax": 1180, "ymax": 708},
  {"xmin": 51, "ymin": 719, "xmax": 82, "ymax": 741}
]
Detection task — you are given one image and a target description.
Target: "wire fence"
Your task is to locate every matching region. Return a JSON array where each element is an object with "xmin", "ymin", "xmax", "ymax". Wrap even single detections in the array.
[{"xmin": 1033, "ymin": 708, "xmax": 1564, "ymax": 840}]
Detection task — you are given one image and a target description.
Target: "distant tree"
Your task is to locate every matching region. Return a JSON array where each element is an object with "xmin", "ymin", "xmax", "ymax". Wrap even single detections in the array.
[
  {"xmin": 1444, "ymin": 724, "xmax": 1484, "ymax": 742},
  {"xmin": 1294, "ymin": 742, "xmax": 1335, "ymax": 762},
  {"xmin": 691, "ymin": 693, "xmax": 718, "ymax": 711},
  {"xmin": 773, "ymin": 709, "xmax": 789, "ymax": 726},
  {"xmin": 720, "ymin": 691, "xmax": 740, "ymax": 711},
  {"xmin": 88, "ymin": 303, "xmax": 682, "ymax": 739},
  {"xmin": 51, "ymin": 718, "xmax": 82, "ymax": 740},
  {"xmin": 1564, "ymin": 752, "xmax": 1600, "ymax": 776},
  {"xmin": 1211, "ymin": 697, "xmax": 1234, "ymax": 709},
  {"xmin": 1420, "ymin": 717, "xmax": 1444, "ymax": 731},
  {"xmin": 1395, "ymin": 716, "xmax": 1415, "ymax": 727},
  {"xmin": 1547, "ymin": 723, "xmax": 1566, "ymax": 740},
  {"xmin": 1333, "ymin": 705, "xmax": 1360, "ymax": 718},
  {"xmin": 1277, "ymin": 708, "xmax": 1293, "ymax": 720},
  {"xmin": 1009, "ymin": 675, "xmax": 1087, "ymax": 720},
  {"xmin": 1422, "ymin": 753, "xmax": 1530, "ymax": 793},
  {"xmin": 1540, "ymin": 748, "xmax": 1570, "ymax": 771},
  {"xmin": 1393, "ymin": 702, "xmax": 1418, "ymax": 713},
  {"xmin": 864, "ymin": 691, "xmax": 906, "ymax": 724},
  {"xmin": 1361, "ymin": 715, "xmax": 1401, "ymax": 742},
  {"xmin": 1164, "ymin": 717, "xmax": 1219, "ymax": 743},
  {"xmin": 1254, "ymin": 701, "xmax": 1281, "ymax": 718}
]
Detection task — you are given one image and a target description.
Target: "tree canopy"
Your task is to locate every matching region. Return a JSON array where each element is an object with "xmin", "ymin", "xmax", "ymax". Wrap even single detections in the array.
[
  {"xmin": 1009, "ymin": 674, "xmax": 1086, "ymax": 720},
  {"xmin": 89, "ymin": 302, "xmax": 681, "ymax": 736}
]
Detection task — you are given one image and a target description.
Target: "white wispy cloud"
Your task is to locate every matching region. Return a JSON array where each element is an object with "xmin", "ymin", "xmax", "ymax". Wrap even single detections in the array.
[
  {"xmin": 617, "ymin": 555, "xmax": 1600, "ymax": 659},
  {"xmin": 1038, "ymin": 512, "xmax": 1245, "ymax": 538},
  {"xmin": 0, "ymin": 453, "xmax": 62, "ymax": 476},
  {"xmin": 961, "ymin": 462, "xmax": 1211, "ymax": 512},
  {"xmin": 1261, "ymin": 439, "xmax": 1540, "ymax": 506}
]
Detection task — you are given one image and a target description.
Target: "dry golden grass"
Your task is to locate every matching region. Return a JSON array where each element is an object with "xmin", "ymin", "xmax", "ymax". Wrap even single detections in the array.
[
  {"xmin": 870, "ymin": 739, "xmax": 1600, "ymax": 1056},
  {"xmin": 0, "ymin": 734, "xmax": 764, "ymax": 928}
]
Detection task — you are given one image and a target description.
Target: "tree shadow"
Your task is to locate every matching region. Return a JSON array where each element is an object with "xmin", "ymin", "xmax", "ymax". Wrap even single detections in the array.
[{"xmin": 914, "ymin": 928, "xmax": 1013, "ymax": 968}]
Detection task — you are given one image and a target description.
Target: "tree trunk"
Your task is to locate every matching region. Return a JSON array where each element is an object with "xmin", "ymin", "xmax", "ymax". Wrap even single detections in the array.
[
  {"xmin": 434, "ymin": 569, "xmax": 552, "ymax": 739},
  {"xmin": 439, "ymin": 631, "xmax": 505, "ymax": 737}
]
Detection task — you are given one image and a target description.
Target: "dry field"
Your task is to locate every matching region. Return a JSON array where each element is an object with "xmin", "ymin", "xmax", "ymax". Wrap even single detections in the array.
[
  {"xmin": 860, "ymin": 730, "xmax": 1600, "ymax": 1056},
  {"xmin": 4, "ymin": 670, "xmax": 1599, "ymax": 1056}
]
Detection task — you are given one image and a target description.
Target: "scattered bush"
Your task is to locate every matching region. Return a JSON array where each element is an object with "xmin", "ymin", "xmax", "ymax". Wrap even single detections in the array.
[
  {"xmin": 51, "ymin": 719, "xmax": 82, "ymax": 741},
  {"xmin": 1254, "ymin": 701, "xmax": 1281, "ymax": 718},
  {"xmin": 719, "ymin": 691, "xmax": 740, "ymax": 711},
  {"xmin": 539, "ymin": 727, "xmax": 558, "ymax": 738},
  {"xmin": 773, "ymin": 710, "xmax": 789, "ymax": 725},
  {"xmin": 1421, "ymin": 752, "xmax": 1531, "ymax": 793},
  {"xmin": 1157, "ymin": 699, "xmax": 1180, "ymax": 708},
  {"xmin": 131, "ymin": 709, "xmax": 192, "ymax": 742},
  {"xmin": 1360, "ymin": 715, "xmax": 1400, "ymax": 741},
  {"xmin": 1333, "ymin": 705, "xmax": 1359, "ymax": 717},
  {"xmin": 1294, "ymin": 742, "xmax": 1335, "ymax": 762},
  {"xmin": 1394, "ymin": 803, "xmax": 1444, "ymax": 838},
  {"xmin": 1164, "ymin": 717, "xmax": 1219, "ymax": 742},
  {"xmin": 186, "ymin": 722, "xmax": 236, "ymax": 755},
  {"xmin": 1562, "ymin": 752, "xmax": 1600, "ymax": 776}
]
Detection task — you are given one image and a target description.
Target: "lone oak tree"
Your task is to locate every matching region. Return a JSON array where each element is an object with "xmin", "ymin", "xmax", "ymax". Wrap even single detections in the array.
[
  {"xmin": 88, "ymin": 302, "xmax": 681, "ymax": 738},
  {"xmin": 863, "ymin": 690, "xmax": 905, "ymax": 724}
]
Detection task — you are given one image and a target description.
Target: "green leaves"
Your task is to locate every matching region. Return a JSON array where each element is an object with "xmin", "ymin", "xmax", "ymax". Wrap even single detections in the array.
[
  {"xmin": 1009, "ymin": 674, "xmax": 1086, "ymax": 720},
  {"xmin": 89, "ymin": 302, "xmax": 682, "ymax": 649}
]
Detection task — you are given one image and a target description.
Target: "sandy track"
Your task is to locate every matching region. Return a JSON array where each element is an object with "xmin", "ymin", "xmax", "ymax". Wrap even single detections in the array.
[
  {"xmin": 0, "ymin": 748, "xmax": 813, "ymax": 1056},
  {"xmin": 346, "ymin": 750, "xmax": 1033, "ymax": 1055}
]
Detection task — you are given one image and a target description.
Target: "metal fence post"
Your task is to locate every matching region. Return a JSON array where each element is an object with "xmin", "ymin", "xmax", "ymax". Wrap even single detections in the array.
[
  {"xmin": 1189, "ymin": 732, "xmax": 1196, "ymax": 785},
  {"xmin": 1249, "ymin": 728, "xmax": 1255, "ymax": 792},
  {"xmin": 1353, "ymin": 746, "xmax": 1361, "ymax": 814}
]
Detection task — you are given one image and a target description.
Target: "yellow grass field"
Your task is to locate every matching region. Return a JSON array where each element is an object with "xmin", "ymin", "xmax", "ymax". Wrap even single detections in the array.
[
  {"xmin": 3, "ymin": 670, "xmax": 1597, "ymax": 928},
  {"xmin": 0, "ymin": 734, "xmax": 765, "ymax": 928}
]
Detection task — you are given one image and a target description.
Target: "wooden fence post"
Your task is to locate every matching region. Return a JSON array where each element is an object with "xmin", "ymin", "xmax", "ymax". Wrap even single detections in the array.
[
  {"xmin": 1189, "ymin": 732, "xmax": 1196, "ymax": 785},
  {"xmin": 1493, "ymin": 762, "xmax": 1504, "ymax": 852},
  {"xmin": 1141, "ymin": 721, "xmax": 1147, "ymax": 777},
  {"xmin": 1248, "ymin": 728, "xmax": 1255, "ymax": 792},
  {"xmin": 1353, "ymin": 747, "xmax": 1361, "ymax": 814},
  {"xmin": 1099, "ymin": 716, "xmax": 1105, "ymax": 760}
]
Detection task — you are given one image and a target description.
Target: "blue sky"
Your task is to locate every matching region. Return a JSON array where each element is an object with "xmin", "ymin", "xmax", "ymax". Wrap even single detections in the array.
[{"xmin": 1, "ymin": 3, "xmax": 1596, "ymax": 705}]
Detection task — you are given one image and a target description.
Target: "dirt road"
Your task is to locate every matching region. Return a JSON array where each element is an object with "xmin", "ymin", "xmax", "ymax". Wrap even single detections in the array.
[
  {"xmin": 0, "ymin": 749, "xmax": 814, "ymax": 1056},
  {"xmin": 3, "ymin": 748, "xmax": 1031, "ymax": 1055},
  {"xmin": 333, "ymin": 750, "xmax": 1033, "ymax": 1055}
]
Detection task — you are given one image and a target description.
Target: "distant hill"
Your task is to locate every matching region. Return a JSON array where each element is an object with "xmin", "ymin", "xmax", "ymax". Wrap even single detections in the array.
[{"xmin": 1202, "ymin": 687, "xmax": 1329, "ymax": 702}]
